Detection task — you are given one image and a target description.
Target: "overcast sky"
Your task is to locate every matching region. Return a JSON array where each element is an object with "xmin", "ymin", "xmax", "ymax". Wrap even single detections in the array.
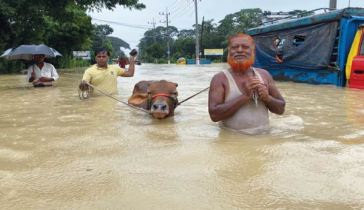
[{"xmin": 88, "ymin": 0, "xmax": 363, "ymax": 51}]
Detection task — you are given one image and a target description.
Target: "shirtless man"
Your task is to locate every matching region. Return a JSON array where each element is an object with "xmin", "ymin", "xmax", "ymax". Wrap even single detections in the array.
[{"xmin": 208, "ymin": 33, "xmax": 285, "ymax": 134}]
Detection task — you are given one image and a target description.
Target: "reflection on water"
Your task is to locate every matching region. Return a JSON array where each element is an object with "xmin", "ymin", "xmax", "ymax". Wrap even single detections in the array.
[{"xmin": 1, "ymin": 64, "xmax": 364, "ymax": 210}]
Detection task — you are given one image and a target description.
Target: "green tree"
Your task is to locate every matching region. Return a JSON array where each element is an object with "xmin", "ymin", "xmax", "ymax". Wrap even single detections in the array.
[
  {"xmin": 174, "ymin": 37, "xmax": 195, "ymax": 57},
  {"xmin": 138, "ymin": 26, "xmax": 178, "ymax": 62},
  {"xmin": 177, "ymin": 29, "xmax": 195, "ymax": 39},
  {"xmin": 107, "ymin": 36, "xmax": 130, "ymax": 58},
  {"xmin": 79, "ymin": 0, "xmax": 146, "ymax": 12},
  {"xmin": 146, "ymin": 43, "xmax": 164, "ymax": 59},
  {"xmin": 44, "ymin": 3, "xmax": 94, "ymax": 68},
  {"xmin": 202, "ymin": 19, "xmax": 217, "ymax": 34},
  {"xmin": 92, "ymin": 24, "xmax": 114, "ymax": 48},
  {"xmin": 200, "ymin": 19, "xmax": 225, "ymax": 60},
  {"xmin": 136, "ymin": 37, "xmax": 148, "ymax": 61},
  {"xmin": 90, "ymin": 24, "xmax": 115, "ymax": 61},
  {"xmin": 0, "ymin": 0, "xmax": 145, "ymax": 73},
  {"xmin": 292, "ymin": 9, "xmax": 315, "ymax": 17},
  {"xmin": 216, "ymin": 14, "xmax": 235, "ymax": 37},
  {"xmin": 232, "ymin": 8, "xmax": 262, "ymax": 34}
]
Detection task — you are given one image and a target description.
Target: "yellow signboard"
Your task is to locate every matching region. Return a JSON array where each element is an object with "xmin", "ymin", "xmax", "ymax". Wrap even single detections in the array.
[{"xmin": 204, "ymin": 49, "xmax": 223, "ymax": 55}]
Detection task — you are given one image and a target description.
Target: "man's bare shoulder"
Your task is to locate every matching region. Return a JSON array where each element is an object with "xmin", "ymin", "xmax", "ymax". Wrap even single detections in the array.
[
  {"xmin": 211, "ymin": 71, "xmax": 227, "ymax": 81},
  {"xmin": 254, "ymin": 67, "xmax": 273, "ymax": 79},
  {"xmin": 254, "ymin": 67, "xmax": 269, "ymax": 74}
]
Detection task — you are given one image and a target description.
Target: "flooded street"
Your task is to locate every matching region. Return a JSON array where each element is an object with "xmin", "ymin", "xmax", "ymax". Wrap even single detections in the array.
[{"xmin": 1, "ymin": 63, "xmax": 364, "ymax": 209}]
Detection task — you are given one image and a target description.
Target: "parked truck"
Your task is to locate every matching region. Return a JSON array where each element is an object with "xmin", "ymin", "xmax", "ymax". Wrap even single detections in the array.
[{"xmin": 247, "ymin": 8, "xmax": 364, "ymax": 88}]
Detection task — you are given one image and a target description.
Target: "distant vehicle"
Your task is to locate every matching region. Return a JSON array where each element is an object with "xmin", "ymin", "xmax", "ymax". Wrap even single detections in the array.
[
  {"xmin": 177, "ymin": 57, "xmax": 186, "ymax": 65},
  {"xmin": 134, "ymin": 60, "xmax": 141, "ymax": 65},
  {"xmin": 247, "ymin": 7, "xmax": 364, "ymax": 88}
]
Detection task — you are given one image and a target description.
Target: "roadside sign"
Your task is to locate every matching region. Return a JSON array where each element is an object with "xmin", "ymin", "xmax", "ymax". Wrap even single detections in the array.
[
  {"xmin": 73, "ymin": 51, "xmax": 91, "ymax": 60},
  {"xmin": 167, "ymin": 50, "xmax": 170, "ymax": 55},
  {"xmin": 204, "ymin": 49, "xmax": 223, "ymax": 56}
]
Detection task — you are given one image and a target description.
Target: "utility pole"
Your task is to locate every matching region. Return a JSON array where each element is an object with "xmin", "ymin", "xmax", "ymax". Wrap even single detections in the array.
[
  {"xmin": 148, "ymin": 18, "xmax": 157, "ymax": 43},
  {"xmin": 329, "ymin": 0, "xmax": 337, "ymax": 9},
  {"xmin": 140, "ymin": 35, "xmax": 147, "ymax": 57},
  {"xmin": 194, "ymin": 0, "xmax": 200, "ymax": 65},
  {"xmin": 201, "ymin": 16, "xmax": 204, "ymax": 59},
  {"xmin": 160, "ymin": 8, "xmax": 171, "ymax": 64}
]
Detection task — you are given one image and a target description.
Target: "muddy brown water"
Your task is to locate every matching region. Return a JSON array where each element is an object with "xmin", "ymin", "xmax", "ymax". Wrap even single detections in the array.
[{"xmin": 1, "ymin": 63, "xmax": 364, "ymax": 209}]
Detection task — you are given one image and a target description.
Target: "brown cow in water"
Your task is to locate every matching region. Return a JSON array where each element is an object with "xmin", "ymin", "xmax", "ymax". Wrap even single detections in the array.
[{"xmin": 128, "ymin": 80, "xmax": 178, "ymax": 119}]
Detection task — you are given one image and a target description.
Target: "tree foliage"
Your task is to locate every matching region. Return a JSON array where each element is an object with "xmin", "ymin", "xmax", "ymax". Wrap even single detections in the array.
[
  {"xmin": 0, "ymin": 3, "xmax": 321, "ymax": 71},
  {"xmin": 292, "ymin": 9, "xmax": 315, "ymax": 17},
  {"xmin": 78, "ymin": 0, "xmax": 146, "ymax": 12},
  {"xmin": 146, "ymin": 43, "xmax": 164, "ymax": 59},
  {"xmin": 0, "ymin": 0, "xmax": 144, "ymax": 73},
  {"xmin": 137, "ymin": 8, "xmax": 265, "ymax": 64},
  {"xmin": 177, "ymin": 29, "xmax": 195, "ymax": 39},
  {"xmin": 91, "ymin": 24, "xmax": 114, "ymax": 51},
  {"xmin": 137, "ymin": 8, "xmax": 313, "ymax": 64},
  {"xmin": 89, "ymin": 24, "xmax": 131, "ymax": 60},
  {"xmin": 107, "ymin": 36, "xmax": 130, "ymax": 58}
]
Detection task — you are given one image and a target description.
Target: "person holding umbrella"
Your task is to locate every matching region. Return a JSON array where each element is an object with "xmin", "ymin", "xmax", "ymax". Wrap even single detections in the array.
[
  {"xmin": 27, "ymin": 54, "xmax": 59, "ymax": 87},
  {"xmin": 1, "ymin": 44, "xmax": 62, "ymax": 87}
]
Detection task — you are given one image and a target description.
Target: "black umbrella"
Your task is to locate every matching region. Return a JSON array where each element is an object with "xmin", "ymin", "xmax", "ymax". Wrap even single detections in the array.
[{"xmin": 0, "ymin": 44, "xmax": 62, "ymax": 60}]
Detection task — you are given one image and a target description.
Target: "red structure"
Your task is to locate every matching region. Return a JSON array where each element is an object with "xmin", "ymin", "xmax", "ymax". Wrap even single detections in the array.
[{"xmin": 350, "ymin": 26, "xmax": 364, "ymax": 89}]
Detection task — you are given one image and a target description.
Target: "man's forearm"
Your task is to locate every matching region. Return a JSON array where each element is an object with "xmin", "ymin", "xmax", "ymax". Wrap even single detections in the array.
[
  {"xmin": 127, "ymin": 57, "xmax": 135, "ymax": 76},
  {"xmin": 39, "ymin": 77, "xmax": 55, "ymax": 82},
  {"xmin": 129, "ymin": 57, "xmax": 135, "ymax": 70},
  {"xmin": 266, "ymin": 96, "xmax": 285, "ymax": 115},
  {"xmin": 209, "ymin": 94, "xmax": 250, "ymax": 122}
]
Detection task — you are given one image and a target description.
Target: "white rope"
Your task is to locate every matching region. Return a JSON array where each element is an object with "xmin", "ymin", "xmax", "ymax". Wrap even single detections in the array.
[{"xmin": 79, "ymin": 82, "xmax": 151, "ymax": 114}]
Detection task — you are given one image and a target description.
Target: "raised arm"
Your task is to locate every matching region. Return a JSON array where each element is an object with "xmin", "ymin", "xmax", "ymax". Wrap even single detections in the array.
[{"xmin": 121, "ymin": 50, "xmax": 138, "ymax": 77}]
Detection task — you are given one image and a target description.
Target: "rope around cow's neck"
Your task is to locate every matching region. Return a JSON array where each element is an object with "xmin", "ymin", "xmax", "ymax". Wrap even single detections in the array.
[
  {"xmin": 79, "ymin": 82, "xmax": 151, "ymax": 114},
  {"xmin": 78, "ymin": 82, "xmax": 210, "ymax": 111}
]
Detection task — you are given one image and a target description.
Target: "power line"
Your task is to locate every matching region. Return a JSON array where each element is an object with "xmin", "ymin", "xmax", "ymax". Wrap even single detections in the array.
[
  {"xmin": 152, "ymin": 0, "xmax": 191, "ymax": 30},
  {"xmin": 153, "ymin": 8, "xmax": 166, "ymax": 23},
  {"xmin": 168, "ymin": 0, "xmax": 181, "ymax": 9},
  {"xmin": 170, "ymin": 0, "xmax": 191, "ymax": 17},
  {"xmin": 188, "ymin": 8, "xmax": 195, "ymax": 17},
  {"xmin": 92, "ymin": 18, "xmax": 150, "ymax": 29},
  {"xmin": 156, "ymin": 15, "xmax": 165, "ymax": 23},
  {"xmin": 170, "ymin": 0, "xmax": 192, "ymax": 15},
  {"xmin": 170, "ymin": 0, "xmax": 193, "ymax": 21},
  {"xmin": 168, "ymin": 0, "xmax": 187, "ymax": 13},
  {"xmin": 92, "ymin": 17, "xmax": 191, "ymax": 31}
]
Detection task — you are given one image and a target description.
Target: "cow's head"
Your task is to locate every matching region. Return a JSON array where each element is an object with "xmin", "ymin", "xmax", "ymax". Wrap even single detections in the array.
[{"xmin": 148, "ymin": 80, "xmax": 178, "ymax": 119}]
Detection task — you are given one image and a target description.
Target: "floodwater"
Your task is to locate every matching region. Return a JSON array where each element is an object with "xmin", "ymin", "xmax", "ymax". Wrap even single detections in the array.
[{"xmin": 1, "ymin": 63, "xmax": 364, "ymax": 210}]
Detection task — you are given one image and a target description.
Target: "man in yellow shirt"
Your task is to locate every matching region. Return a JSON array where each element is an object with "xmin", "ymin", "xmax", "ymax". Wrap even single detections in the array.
[{"xmin": 79, "ymin": 48, "xmax": 138, "ymax": 95}]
